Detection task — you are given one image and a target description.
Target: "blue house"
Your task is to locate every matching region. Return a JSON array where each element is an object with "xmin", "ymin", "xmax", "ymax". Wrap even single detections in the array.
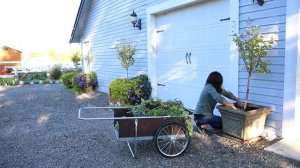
[{"xmin": 70, "ymin": 0, "xmax": 300, "ymax": 139}]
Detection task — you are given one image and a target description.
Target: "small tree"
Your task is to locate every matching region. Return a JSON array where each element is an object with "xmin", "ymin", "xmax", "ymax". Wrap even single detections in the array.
[
  {"xmin": 116, "ymin": 40, "xmax": 137, "ymax": 78},
  {"xmin": 71, "ymin": 52, "xmax": 81, "ymax": 68},
  {"xmin": 232, "ymin": 19, "xmax": 274, "ymax": 110}
]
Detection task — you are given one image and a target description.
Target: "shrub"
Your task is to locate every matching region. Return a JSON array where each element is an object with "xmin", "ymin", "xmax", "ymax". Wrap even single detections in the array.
[
  {"xmin": 87, "ymin": 72, "xmax": 98, "ymax": 89},
  {"xmin": 131, "ymin": 74, "xmax": 152, "ymax": 100},
  {"xmin": 61, "ymin": 72, "xmax": 78, "ymax": 88},
  {"xmin": 109, "ymin": 74, "xmax": 151, "ymax": 105},
  {"xmin": 0, "ymin": 78, "xmax": 18, "ymax": 86},
  {"xmin": 49, "ymin": 64, "xmax": 62, "ymax": 80},
  {"xmin": 23, "ymin": 72, "xmax": 47, "ymax": 82},
  {"xmin": 72, "ymin": 73, "xmax": 87, "ymax": 94}
]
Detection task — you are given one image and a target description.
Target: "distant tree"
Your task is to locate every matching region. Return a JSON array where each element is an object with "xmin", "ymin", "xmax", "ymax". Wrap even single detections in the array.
[
  {"xmin": 30, "ymin": 51, "xmax": 41, "ymax": 58},
  {"xmin": 48, "ymin": 50, "xmax": 59, "ymax": 60}
]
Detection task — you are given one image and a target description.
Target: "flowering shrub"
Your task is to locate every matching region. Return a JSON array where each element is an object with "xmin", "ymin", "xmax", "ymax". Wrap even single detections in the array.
[
  {"xmin": 126, "ymin": 87, "xmax": 140, "ymax": 105},
  {"xmin": 126, "ymin": 83, "xmax": 150, "ymax": 105},
  {"xmin": 87, "ymin": 71, "xmax": 98, "ymax": 89},
  {"xmin": 68, "ymin": 72, "xmax": 98, "ymax": 94},
  {"xmin": 72, "ymin": 73, "xmax": 87, "ymax": 94},
  {"xmin": 109, "ymin": 74, "xmax": 151, "ymax": 105},
  {"xmin": 76, "ymin": 75, "xmax": 87, "ymax": 88}
]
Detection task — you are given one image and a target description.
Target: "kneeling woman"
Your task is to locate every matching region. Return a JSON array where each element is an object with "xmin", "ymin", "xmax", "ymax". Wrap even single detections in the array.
[{"xmin": 194, "ymin": 71, "xmax": 243, "ymax": 131}]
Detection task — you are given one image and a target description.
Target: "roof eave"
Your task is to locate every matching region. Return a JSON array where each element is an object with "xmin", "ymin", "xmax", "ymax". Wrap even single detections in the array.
[{"xmin": 69, "ymin": 0, "xmax": 93, "ymax": 43}]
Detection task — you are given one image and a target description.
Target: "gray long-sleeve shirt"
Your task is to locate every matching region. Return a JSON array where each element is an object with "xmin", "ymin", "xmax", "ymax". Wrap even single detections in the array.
[{"xmin": 194, "ymin": 84, "xmax": 234, "ymax": 116}]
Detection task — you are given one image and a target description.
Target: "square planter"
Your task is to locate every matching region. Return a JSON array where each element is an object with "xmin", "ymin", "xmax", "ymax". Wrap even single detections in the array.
[{"xmin": 217, "ymin": 103, "xmax": 271, "ymax": 141}]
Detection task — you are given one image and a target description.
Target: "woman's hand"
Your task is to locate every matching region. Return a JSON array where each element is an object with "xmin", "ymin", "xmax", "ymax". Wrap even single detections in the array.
[
  {"xmin": 227, "ymin": 103, "xmax": 237, "ymax": 110},
  {"xmin": 223, "ymin": 100, "xmax": 237, "ymax": 110}
]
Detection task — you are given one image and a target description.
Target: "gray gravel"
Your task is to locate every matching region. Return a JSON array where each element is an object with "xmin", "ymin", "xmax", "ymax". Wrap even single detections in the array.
[{"xmin": 0, "ymin": 84, "xmax": 300, "ymax": 168}]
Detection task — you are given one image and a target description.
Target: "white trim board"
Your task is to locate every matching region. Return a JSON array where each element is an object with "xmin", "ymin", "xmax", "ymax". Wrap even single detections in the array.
[
  {"xmin": 147, "ymin": 0, "xmax": 239, "ymax": 97},
  {"xmin": 282, "ymin": 0, "xmax": 300, "ymax": 139}
]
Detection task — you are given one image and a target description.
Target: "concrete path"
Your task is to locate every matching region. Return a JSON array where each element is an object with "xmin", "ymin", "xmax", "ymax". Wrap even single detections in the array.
[{"xmin": 265, "ymin": 138, "xmax": 300, "ymax": 162}]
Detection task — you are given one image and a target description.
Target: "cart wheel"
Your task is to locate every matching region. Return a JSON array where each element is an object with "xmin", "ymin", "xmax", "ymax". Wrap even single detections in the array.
[{"xmin": 154, "ymin": 122, "xmax": 190, "ymax": 157}]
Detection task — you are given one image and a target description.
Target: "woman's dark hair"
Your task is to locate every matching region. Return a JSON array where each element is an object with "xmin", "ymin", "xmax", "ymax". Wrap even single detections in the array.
[{"xmin": 206, "ymin": 71, "xmax": 223, "ymax": 93}]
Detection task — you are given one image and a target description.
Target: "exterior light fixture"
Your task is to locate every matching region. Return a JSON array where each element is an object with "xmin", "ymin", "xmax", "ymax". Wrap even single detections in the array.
[
  {"xmin": 253, "ymin": 0, "xmax": 264, "ymax": 6},
  {"xmin": 130, "ymin": 10, "xmax": 141, "ymax": 30}
]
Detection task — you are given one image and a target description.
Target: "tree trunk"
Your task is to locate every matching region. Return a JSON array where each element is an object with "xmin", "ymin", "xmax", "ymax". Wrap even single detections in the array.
[
  {"xmin": 126, "ymin": 68, "xmax": 129, "ymax": 79},
  {"xmin": 244, "ymin": 72, "xmax": 252, "ymax": 110}
]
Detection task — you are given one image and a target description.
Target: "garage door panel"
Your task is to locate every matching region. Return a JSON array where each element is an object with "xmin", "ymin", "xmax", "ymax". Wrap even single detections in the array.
[
  {"xmin": 157, "ymin": 66, "xmax": 197, "ymax": 85},
  {"xmin": 157, "ymin": 51, "xmax": 188, "ymax": 66},
  {"xmin": 155, "ymin": 0, "xmax": 231, "ymax": 109},
  {"xmin": 157, "ymin": 32, "xmax": 189, "ymax": 51},
  {"xmin": 191, "ymin": 49, "xmax": 230, "ymax": 66}
]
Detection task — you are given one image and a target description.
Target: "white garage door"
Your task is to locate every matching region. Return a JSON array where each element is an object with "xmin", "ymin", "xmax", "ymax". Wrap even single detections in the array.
[{"xmin": 155, "ymin": 0, "xmax": 234, "ymax": 109}]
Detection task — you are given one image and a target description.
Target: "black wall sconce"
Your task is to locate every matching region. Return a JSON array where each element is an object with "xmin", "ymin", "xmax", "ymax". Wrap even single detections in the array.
[
  {"xmin": 253, "ymin": 0, "xmax": 264, "ymax": 6},
  {"xmin": 130, "ymin": 10, "xmax": 141, "ymax": 30}
]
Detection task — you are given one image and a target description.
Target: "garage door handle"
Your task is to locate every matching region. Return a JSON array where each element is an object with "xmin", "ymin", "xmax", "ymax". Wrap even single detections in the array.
[
  {"xmin": 188, "ymin": 52, "xmax": 191, "ymax": 64},
  {"xmin": 185, "ymin": 53, "xmax": 189, "ymax": 64},
  {"xmin": 158, "ymin": 83, "xmax": 166, "ymax": 87}
]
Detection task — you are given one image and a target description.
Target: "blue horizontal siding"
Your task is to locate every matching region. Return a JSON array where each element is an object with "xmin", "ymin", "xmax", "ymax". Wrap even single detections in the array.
[
  {"xmin": 238, "ymin": 0, "xmax": 286, "ymax": 134},
  {"xmin": 81, "ymin": 0, "xmax": 164, "ymax": 92}
]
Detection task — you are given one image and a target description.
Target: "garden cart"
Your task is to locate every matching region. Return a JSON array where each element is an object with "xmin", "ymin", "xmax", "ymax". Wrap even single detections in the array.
[{"xmin": 78, "ymin": 106, "xmax": 192, "ymax": 158}]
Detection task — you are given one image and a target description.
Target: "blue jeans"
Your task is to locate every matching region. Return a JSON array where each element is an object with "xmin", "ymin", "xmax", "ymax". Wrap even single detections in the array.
[{"xmin": 194, "ymin": 114, "xmax": 222, "ymax": 130}]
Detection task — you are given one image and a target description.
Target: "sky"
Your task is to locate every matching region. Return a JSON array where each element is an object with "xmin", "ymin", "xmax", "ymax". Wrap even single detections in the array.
[{"xmin": 0, "ymin": 0, "xmax": 81, "ymax": 53}]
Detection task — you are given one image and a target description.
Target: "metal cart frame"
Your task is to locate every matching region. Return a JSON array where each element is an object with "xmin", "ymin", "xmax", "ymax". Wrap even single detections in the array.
[{"xmin": 78, "ymin": 106, "xmax": 192, "ymax": 158}]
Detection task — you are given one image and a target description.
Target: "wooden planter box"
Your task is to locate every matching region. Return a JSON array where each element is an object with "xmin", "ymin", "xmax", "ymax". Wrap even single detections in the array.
[
  {"xmin": 217, "ymin": 103, "xmax": 271, "ymax": 141},
  {"xmin": 113, "ymin": 108, "xmax": 190, "ymax": 138}
]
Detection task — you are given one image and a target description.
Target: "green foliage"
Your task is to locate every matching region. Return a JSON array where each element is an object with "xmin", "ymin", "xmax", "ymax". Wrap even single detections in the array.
[
  {"xmin": 232, "ymin": 20, "xmax": 274, "ymax": 75},
  {"xmin": 132, "ymin": 98, "xmax": 188, "ymax": 117},
  {"xmin": 49, "ymin": 64, "xmax": 62, "ymax": 80},
  {"xmin": 132, "ymin": 98, "xmax": 192, "ymax": 135},
  {"xmin": 232, "ymin": 19, "xmax": 275, "ymax": 108},
  {"xmin": 0, "ymin": 78, "xmax": 18, "ymax": 86},
  {"xmin": 132, "ymin": 74, "xmax": 152, "ymax": 100},
  {"xmin": 61, "ymin": 72, "xmax": 78, "ymax": 88},
  {"xmin": 60, "ymin": 71, "xmax": 98, "ymax": 94},
  {"xmin": 109, "ymin": 74, "xmax": 151, "ymax": 105},
  {"xmin": 109, "ymin": 78, "xmax": 137, "ymax": 105},
  {"xmin": 116, "ymin": 40, "xmax": 137, "ymax": 78},
  {"xmin": 23, "ymin": 72, "xmax": 47, "ymax": 82},
  {"xmin": 71, "ymin": 52, "xmax": 81, "ymax": 68}
]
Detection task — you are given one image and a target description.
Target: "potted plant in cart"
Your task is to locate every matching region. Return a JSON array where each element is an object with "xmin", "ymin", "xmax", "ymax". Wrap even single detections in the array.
[{"xmin": 216, "ymin": 19, "xmax": 275, "ymax": 141}]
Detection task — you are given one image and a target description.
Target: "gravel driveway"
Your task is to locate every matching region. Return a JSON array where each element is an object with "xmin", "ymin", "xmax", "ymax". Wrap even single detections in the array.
[{"xmin": 0, "ymin": 84, "xmax": 300, "ymax": 168}]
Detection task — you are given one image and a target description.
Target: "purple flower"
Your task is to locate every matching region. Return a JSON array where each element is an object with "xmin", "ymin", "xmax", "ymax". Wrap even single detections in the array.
[
  {"xmin": 76, "ymin": 76, "xmax": 87, "ymax": 88},
  {"xmin": 126, "ymin": 87, "xmax": 141, "ymax": 105}
]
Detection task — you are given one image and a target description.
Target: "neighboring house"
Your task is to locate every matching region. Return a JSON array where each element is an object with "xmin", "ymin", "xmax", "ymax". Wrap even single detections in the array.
[
  {"xmin": 69, "ymin": 0, "xmax": 300, "ymax": 139},
  {"xmin": 0, "ymin": 46, "xmax": 22, "ymax": 74},
  {"xmin": 0, "ymin": 46, "xmax": 22, "ymax": 67}
]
